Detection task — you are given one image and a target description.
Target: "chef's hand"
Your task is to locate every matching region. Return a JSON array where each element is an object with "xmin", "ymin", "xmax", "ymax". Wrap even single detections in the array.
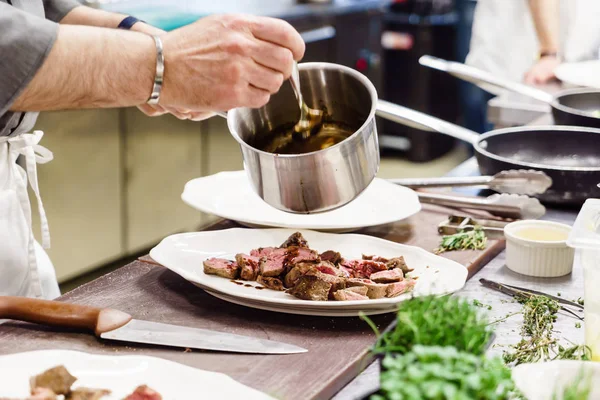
[
  {"xmin": 129, "ymin": 25, "xmax": 216, "ymax": 121},
  {"xmin": 524, "ymin": 56, "xmax": 561, "ymax": 85},
  {"xmin": 159, "ymin": 14, "xmax": 305, "ymax": 112}
]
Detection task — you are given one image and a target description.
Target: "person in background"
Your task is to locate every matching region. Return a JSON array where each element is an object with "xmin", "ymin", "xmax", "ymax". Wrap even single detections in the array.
[
  {"xmin": 461, "ymin": 0, "xmax": 600, "ymax": 132},
  {"xmin": 1, "ymin": 1, "xmax": 305, "ymax": 300}
]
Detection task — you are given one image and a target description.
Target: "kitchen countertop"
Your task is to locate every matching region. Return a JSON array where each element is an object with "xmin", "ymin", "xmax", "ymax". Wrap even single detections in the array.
[{"xmin": 90, "ymin": 0, "xmax": 391, "ymax": 31}]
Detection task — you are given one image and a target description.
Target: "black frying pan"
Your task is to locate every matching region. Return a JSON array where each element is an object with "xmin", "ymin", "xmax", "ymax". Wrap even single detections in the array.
[
  {"xmin": 376, "ymin": 100, "xmax": 600, "ymax": 205},
  {"xmin": 420, "ymin": 55, "xmax": 600, "ymax": 129}
]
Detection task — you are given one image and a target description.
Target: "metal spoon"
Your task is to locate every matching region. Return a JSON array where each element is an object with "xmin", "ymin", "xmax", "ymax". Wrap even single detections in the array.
[{"xmin": 289, "ymin": 62, "xmax": 324, "ymax": 138}]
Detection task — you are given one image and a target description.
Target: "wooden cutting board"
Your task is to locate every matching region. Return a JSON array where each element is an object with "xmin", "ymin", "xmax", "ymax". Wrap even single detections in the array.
[{"xmin": 0, "ymin": 204, "xmax": 505, "ymax": 400}]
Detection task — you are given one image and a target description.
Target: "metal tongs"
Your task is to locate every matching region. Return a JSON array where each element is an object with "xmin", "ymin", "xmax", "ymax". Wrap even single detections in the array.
[
  {"xmin": 438, "ymin": 215, "xmax": 509, "ymax": 240},
  {"xmin": 480, "ymin": 278, "xmax": 584, "ymax": 320}
]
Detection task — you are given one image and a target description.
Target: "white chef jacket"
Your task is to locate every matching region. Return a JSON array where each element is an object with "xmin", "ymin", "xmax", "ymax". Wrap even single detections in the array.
[{"xmin": 466, "ymin": 0, "xmax": 600, "ymax": 82}]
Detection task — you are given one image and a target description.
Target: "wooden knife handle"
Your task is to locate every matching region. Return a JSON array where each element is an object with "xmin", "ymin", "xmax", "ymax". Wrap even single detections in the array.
[{"xmin": 0, "ymin": 296, "xmax": 132, "ymax": 336}]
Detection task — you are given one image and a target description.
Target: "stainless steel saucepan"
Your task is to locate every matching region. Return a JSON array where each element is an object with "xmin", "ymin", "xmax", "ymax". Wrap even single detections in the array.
[{"xmin": 217, "ymin": 63, "xmax": 380, "ymax": 214}]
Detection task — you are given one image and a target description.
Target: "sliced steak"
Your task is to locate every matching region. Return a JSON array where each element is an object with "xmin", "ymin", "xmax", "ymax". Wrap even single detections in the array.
[
  {"xmin": 340, "ymin": 259, "xmax": 387, "ymax": 279},
  {"xmin": 124, "ymin": 385, "xmax": 162, "ymax": 400},
  {"xmin": 203, "ymin": 258, "xmax": 239, "ymax": 279},
  {"xmin": 313, "ymin": 261, "xmax": 341, "ymax": 276},
  {"xmin": 287, "ymin": 246, "xmax": 319, "ymax": 266},
  {"xmin": 259, "ymin": 248, "xmax": 287, "ymax": 277},
  {"xmin": 30, "ymin": 366, "xmax": 76, "ymax": 395},
  {"xmin": 346, "ymin": 286, "xmax": 368, "ymax": 296},
  {"xmin": 333, "ymin": 289, "xmax": 369, "ymax": 301},
  {"xmin": 236, "ymin": 254, "xmax": 261, "ymax": 281},
  {"xmin": 280, "ymin": 232, "xmax": 309, "ymax": 248},
  {"xmin": 306, "ymin": 270, "xmax": 346, "ymax": 298},
  {"xmin": 346, "ymin": 278, "xmax": 388, "ymax": 299},
  {"xmin": 67, "ymin": 388, "xmax": 111, "ymax": 400},
  {"xmin": 284, "ymin": 262, "xmax": 315, "ymax": 288},
  {"xmin": 370, "ymin": 268, "xmax": 404, "ymax": 283},
  {"xmin": 257, "ymin": 276, "xmax": 285, "ymax": 291},
  {"xmin": 320, "ymin": 250, "xmax": 342, "ymax": 265},
  {"xmin": 362, "ymin": 254, "xmax": 389, "ymax": 263},
  {"xmin": 250, "ymin": 247, "xmax": 275, "ymax": 258},
  {"xmin": 386, "ymin": 279, "xmax": 417, "ymax": 297},
  {"xmin": 386, "ymin": 256, "xmax": 413, "ymax": 274},
  {"xmin": 286, "ymin": 274, "xmax": 332, "ymax": 301}
]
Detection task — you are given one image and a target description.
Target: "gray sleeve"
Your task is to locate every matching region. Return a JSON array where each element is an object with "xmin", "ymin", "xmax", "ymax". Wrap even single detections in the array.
[
  {"xmin": 43, "ymin": 0, "xmax": 81, "ymax": 23},
  {"xmin": 0, "ymin": 4, "xmax": 58, "ymax": 116}
]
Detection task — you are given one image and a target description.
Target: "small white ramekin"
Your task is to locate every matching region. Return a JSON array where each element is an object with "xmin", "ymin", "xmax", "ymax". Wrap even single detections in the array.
[{"xmin": 504, "ymin": 220, "xmax": 575, "ymax": 277}]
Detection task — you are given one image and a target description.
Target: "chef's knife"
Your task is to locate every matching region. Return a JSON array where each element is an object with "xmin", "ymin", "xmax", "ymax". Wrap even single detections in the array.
[{"xmin": 0, "ymin": 296, "xmax": 306, "ymax": 354}]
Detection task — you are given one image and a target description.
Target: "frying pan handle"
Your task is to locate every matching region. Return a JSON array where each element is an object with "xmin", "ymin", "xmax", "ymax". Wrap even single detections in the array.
[
  {"xmin": 0, "ymin": 296, "xmax": 132, "ymax": 336},
  {"xmin": 419, "ymin": 55, "xmax": 555, "ymax": 104},
  {"xmin": 376, "ymin": 100, "xmax": 481, "ymax": 144}
]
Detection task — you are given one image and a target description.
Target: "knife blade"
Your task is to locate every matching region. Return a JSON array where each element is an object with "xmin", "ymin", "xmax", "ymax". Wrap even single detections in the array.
[
  {"xmin": 0, "ymin": 296, "xmax": 306, "ymax": 355},
  {"xmin": 100, "ymin": 319, "xmax": 306, "ymax": 354}
]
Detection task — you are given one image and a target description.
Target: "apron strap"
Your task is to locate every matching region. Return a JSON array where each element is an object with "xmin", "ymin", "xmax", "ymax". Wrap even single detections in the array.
[{"xmin": 3, "ymin": 131, "xmax": 54, "ymax": 249}]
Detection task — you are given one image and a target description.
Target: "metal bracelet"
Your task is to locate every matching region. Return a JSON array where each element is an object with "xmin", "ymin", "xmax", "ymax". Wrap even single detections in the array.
[{"xmin": 147, "ymin": 35, "xmax": 164, "ymax": 105}]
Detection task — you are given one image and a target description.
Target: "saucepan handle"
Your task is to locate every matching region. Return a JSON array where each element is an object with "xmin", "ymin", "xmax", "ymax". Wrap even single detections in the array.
[
  {"xmin": 0, "ymin": 296, "xmax": 132, "ymax": 336},
  {"xmin": 376, "ymin": 100, "xmax": 481, "ymax": 145},
  {"xmin": 419, "ymin": 55, "xmax": 555, "ymax": 104}
]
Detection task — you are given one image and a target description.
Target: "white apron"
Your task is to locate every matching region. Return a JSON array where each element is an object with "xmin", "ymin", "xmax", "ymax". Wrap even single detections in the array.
[{"xmin": 1, "ymin": 0, "xmax": 60, "ymax": 300}]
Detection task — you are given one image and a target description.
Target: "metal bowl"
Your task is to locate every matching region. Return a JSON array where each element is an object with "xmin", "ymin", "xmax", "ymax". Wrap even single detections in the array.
[{"xmin": 226, "ymin": 62, "xmax": 380, "ymax": 214}]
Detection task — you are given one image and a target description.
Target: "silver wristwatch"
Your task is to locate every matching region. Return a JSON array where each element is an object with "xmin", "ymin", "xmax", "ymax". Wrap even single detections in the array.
[{"xmin": 147, "ymin": 35, "xmax": 164, "ymax": 105}]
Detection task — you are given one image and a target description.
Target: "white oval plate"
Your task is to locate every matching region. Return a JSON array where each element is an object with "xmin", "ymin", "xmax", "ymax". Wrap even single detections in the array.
[
  {"xmin": 513, "ymin": 360, "xmax": 600, "ymax": 400},
  {"xmin": 0, "ymin": 350, "xmax": 273, "ymax": 400},
  {"xmin": 150, "ymin": 228, "xmax": 468, "ymax": 316},
  {"xmin": 181, "ymin": 171, "xmax": 421, "ymax": 233},
  {"xmin": 555, "ymin": 60, "xmax": 600, "ymax": 89}
]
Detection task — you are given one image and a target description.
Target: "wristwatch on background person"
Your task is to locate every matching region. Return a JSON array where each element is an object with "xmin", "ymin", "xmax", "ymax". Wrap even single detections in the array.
[
  {"xmin": 538, "ymin": 50, "xmax": 561, "ymax": 60},
  {"xmin": 117, "ymin": 16, "xmax": 164, "ymax": 105}
]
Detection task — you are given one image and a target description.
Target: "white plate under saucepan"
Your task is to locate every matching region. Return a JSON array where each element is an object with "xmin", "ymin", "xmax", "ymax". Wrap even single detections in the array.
[
  {"xmin": 555, "ymin": 60, "xmax": 600, "ymax": 89},
  {"xmin": 181, "ymin": 171, "xmax": 421, "ymax": 233},
  {"xmin": 150, "ymin": 228, "xmax": 468, "ymax": 317},
  {"xmin": 0, "ymin": 350, "xmax": 274, "ymax": 400},
  {"xmin": 513, "ymin": 360, "xmax": 600, "ymax": 400}
]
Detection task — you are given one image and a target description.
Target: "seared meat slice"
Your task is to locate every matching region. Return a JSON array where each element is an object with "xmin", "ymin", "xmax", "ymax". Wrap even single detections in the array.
[
  {"xmin": 280, "ymin": 232, "xmax": 309, "ymax": 248},
  {"xmin": 257, "ymin": 276, "xmax": 285, "ymax": 291},
  {"xmin": 333, "ymin": 289, "xmax": 369, "ymax": 301},
  {"xmin": 124, "ymin": 385, "xmax": 162, "ymax": 400},
  {"xmin": 346, "ymin": 286, "xmax": 368, "ymax": 296},
  {"xmin": 386, "ymin": 279, "xmax": 416, "ymax": 297},
  {"xmin": 286, "ymin": 274, "xmax": 332, "ymax": 301},
  {"xmin": 236, "ymin": 253, "xmax": 261, "ymax": 281},
  {"xmin": 320, "ymin": 250, "xmax": 342, "ymax": 265},
  {"xmin": 346, "ymin": 278, "xmax": 388, "ymax": 299},
  {"xmin": 67, "ymin": 388, "xmax": 111, "ymax": 400},
  {"xmin": 203, "ymin": 258, "xmax": 239, "ymax": 279},
  {"xmin": 284, "ymin": 262, "xmax": 318, "ymax": 287},
  {"xmin": 370, "ymin": 268, "xmax": 404, "ymax": 283},
  {"xmin": 259, "ymin": 248, "xmax": 287, "ymax": 277},
  {"xmin": 362, "ymin": 254, "xmax": 388, "ymax": 263},
  {"xmin": 313, "ymin": 261, "xmax": 341, "ymax": 276},
  {"xmin": 250, "ymin": 247, "xmax": 275, "ymax": 258},
  {"xmin": 340, "ymin": 259, "xmax": 387, "ymax": 279},
  {"xmin": 386, "ymin": 256, "xmax": 413, "ymax": 274},
  {"xmin": 30, "ymin": 366, "xmax": 76, "ymax": 396},
  {"xmin": 306, "ymin": 270, "xmax": 346, "ymax": 298},
  {"xmin": 287, "ymin": 246, "xmax": 319, "ymax": 266}
]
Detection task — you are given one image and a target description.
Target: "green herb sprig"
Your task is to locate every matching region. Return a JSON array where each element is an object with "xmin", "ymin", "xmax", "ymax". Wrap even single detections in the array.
[
  {"xmin": 372, "ymin": 345, "xmax": 515, "ymax": 400},
  {"xmin": 366, "ymin": 295, "xmax": 492, "ymax": 356},
  {"xmin": 503, "ymin": 295, "xmax": 591, "ymax": 365},
  {"xmin": 435, "ymin": 228, "xmax": 487, "ymax": 254}
]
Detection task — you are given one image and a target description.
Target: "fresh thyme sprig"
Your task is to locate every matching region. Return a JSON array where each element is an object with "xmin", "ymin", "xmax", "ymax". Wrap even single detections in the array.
[
  {"xmin": 503, "ymin": 295, "xmax": 591, "ymax": 365},
  {"xmin": 435, "ymin": 228, "xmax": 487, "ymax": 254}
]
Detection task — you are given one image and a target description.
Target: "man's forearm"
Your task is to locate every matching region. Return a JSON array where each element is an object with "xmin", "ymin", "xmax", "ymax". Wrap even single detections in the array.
[
  {"xmin": 10, "ymin": 25, "xmax": 155, "ymax": 112},
  {"xmin": 60, "ymin": 5, "xmax": 164, "ymax": 35},
  {"xmin": 528, "ymin": 0, "xmax": 560, "ymax": 54}
]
